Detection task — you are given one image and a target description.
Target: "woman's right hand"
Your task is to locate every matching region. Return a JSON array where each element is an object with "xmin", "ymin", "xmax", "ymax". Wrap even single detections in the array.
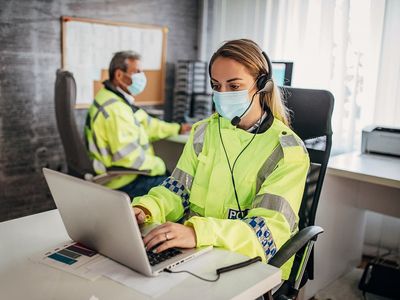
[{"xmin": 132, "ymin": 207, "xmax": 146, "ymax": 224}]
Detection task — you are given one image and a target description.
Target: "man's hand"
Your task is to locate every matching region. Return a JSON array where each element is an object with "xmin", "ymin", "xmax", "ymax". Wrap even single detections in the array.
[
  {"xmin": 179, "ymin": 123, "xmax": 192, "ymax": 134},
  {"xmin": 143, "ymin": 222, "xmax": 197, "ymax": 253}
]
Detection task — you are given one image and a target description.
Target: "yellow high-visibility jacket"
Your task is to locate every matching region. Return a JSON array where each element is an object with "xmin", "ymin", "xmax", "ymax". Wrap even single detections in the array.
[
  {"xmin": 133, "ymin": 113, "xmax": 309, "ymax": 279},
  {"xmin": 85, "ymin": 82, "xmax": 180, "ymax": 189}
]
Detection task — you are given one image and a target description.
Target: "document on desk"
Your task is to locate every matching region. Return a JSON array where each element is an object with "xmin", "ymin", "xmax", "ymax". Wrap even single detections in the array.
[
  {"xmin": 86, "ymin": 249, "xmax": 259, "ymax": 297},
  {"xmin": 30, "ymin": 241, "xmax": 108, "ymax": 281},
  {"xmin": 87, "ymin": 258, "xmax": 191, "ymax": 298}
]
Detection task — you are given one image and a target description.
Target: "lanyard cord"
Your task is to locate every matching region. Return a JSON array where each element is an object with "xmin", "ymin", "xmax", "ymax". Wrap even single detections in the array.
[{"xmin": 218, "ymin": 94, "xmax": 265, "ymax": 219}]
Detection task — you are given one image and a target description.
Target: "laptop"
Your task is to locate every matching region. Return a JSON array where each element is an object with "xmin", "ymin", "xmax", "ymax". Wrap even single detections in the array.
[{"xmin": 42, "ymin": 168, "xmax": 212, "ymax": 276}]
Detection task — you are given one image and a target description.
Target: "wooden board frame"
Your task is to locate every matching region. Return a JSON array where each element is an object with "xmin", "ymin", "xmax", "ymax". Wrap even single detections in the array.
[{"xmin": 61, "ymin": 16, "xmax": 168, "ymax": 109}]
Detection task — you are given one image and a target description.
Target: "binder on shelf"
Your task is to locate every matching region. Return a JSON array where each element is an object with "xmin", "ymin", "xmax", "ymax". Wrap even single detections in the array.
[{"xmin": 172, "ymin": 60, "xmax": 211, "ymax": 123}]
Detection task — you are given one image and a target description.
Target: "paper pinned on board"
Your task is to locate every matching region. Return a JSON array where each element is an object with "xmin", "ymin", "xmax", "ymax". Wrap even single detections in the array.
[{"xmin": 64, "ymin": 20, "xmax": 164, "ymax": 105}]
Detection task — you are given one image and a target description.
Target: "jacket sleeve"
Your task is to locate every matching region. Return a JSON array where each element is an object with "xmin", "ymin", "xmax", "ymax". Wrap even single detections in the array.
[
  {"xmin": 134, "ymin": 109, "xmax": 180, "ymax": 142},
  {"xmin": 104, "ymin": 104, "xmax": 166, "ymax": 175},
  {"xmin": 132, "ymin": 121, "xmax": 201, "ymax": 221},
  {"xmin": 185, "ymin": 135, "xmax": 309, "ymax": 279}
]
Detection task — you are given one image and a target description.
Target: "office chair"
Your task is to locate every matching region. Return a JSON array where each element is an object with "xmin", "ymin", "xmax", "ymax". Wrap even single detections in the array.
[
  {"xmin": 54, "ymin": 69, "xmax": 148, "ymax": 185},
  {"xmin": 265, "ymin": 87, "xmax": 334, "ymax": 300}
]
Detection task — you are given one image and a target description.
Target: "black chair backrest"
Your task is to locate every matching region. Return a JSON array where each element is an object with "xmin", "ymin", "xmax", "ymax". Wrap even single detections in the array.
[
  {"xmin": 284, "ymin": 87, "xmax": 334, "ymax": 281},
  {"xmin": 54, "ymin": 69, "xmax": 94, "ymax": 178},
  {"xmin": 284, "ymin": 87, "xmax": 334, "ymax": 229}
]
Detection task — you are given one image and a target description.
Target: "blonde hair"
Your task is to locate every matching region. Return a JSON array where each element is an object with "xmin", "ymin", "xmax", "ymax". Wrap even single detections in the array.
[{"xmin": 209, "ymin": 39, "xmax": 290, "ymax": 126}]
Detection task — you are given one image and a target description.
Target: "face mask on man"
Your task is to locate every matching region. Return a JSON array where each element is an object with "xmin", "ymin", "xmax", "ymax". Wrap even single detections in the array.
[
  {"xmin": 127, "ymin": 72, "xmax": 147, "ymax": 95},
  {"xmin": 212, "ymin": 89, "xmax": 253, "ymax": 121}
]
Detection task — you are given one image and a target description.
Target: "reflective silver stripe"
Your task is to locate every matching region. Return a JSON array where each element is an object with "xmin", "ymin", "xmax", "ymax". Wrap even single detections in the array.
[
  {"xmin": 292, "ymin": 136, "xmax": 307, "ymax": 153},
  {"xmin": 89, "ymin": 139, "xmax": 111, "ymax": 158},
  {"xmin": 89, "ymin": 132, "xmax": 106, "ymax": 158},
  {"xmin": 280, "ymin": 134, "xmax": 299, "ymax": 147},
  {"xmin": 88, "ymin": 140, "xmax": 99, "ymax": 156},
  {"xmin": 93, "ymin": 159, "xmax": 106, "ymax": 173},
  {"xmin": 112, "ymin": 142, "xmax": 140, "ymax": 162},
  {"xmin": 92, "ymin": 131, "xmax": 100, "ymax": 154},
  {"xmin": 98, "ymin": 146, "xmax": 111, "ymax": 158},
  {"xmin": 172, "ymin": 168, "xmax": 194, "ymax": 191},
  {"xmin": 93, "ymin": 98, "xmax": 118, "ymax": 122},
  {"xmin": 256, "ymin": 145, "xmax": 284, "ymax": 192},
  {"xmin": 253, "ymin": 193, "xmax": 298, "ymax": 232},
  {"xmin": 300, "ymin": 140, "xmax": 308, "ymax": 153},
  {"xmin": 193, "ymin": 123, "xmax": 208, "ymax": 156},
  {"xmin": 131, "ymin": 150, "xmax": 146, "ymax": 169},
  {"xmin": 133, "ymin": 115, "xmax": 141, "ymax": 126}
]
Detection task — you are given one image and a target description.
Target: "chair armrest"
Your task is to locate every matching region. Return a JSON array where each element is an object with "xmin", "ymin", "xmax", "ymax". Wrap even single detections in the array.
[
  {"xmin": 268, "ymin": 226, "xmax": 324, "ymax": 268},
  {"xmin": 85, "ymin": 168, "xmax": 151, "ymax": 185}
]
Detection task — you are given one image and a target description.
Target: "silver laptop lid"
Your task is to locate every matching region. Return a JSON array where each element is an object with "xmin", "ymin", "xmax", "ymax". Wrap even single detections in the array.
[{"xmin": 42, "ymin": 168, "xmax": 153, "ymax": 276}]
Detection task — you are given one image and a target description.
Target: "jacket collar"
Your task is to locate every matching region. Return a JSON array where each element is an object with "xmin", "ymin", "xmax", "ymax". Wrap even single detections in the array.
[
  {"xmin": 103, "ymin": 80, "xmax": 140, "ymax": 112},
  {"xmin": 253, "ymin": 106, "xmax": 274, "ymax": 134}
]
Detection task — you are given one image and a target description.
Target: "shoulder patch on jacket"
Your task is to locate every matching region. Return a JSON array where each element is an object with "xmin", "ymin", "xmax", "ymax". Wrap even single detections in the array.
[
  {"xmin": 192, "ymin": 122, "xmax": 208, "ymax": 156},
  {"xmin": 192, "ymin": 116, "xmax": 215, "ymax": 156},
  {"xmin": 279, "ymin": 132, "xmax": 308, "ymax": 162}
]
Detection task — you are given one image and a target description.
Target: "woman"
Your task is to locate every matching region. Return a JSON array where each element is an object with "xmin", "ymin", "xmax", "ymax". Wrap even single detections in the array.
[{"xmin": 132, "ymin": 39, "xmax": 309, "ymax": 279}]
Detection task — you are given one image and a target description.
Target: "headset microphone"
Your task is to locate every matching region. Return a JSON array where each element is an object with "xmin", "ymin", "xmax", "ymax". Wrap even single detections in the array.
[
  {"xmin": 230, "ymin": 95, "xmax": 256, "ymax": 126},
  {"xmin": 230, "ymin": 87, "xmax": 270, "ymax": 126},
  {"xmin": 231, "ymin": 116, "xmax": 241, "ymax": 126}
]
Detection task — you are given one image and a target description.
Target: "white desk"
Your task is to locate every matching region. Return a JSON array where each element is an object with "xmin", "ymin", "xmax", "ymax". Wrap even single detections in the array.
[
  {"xmin": 0, "ymin": 210, "xmax": 281, "ymax": 300},
  {"xmin": 305, "ymin": 152, "xmax": 400, "ymax": 299},
  {"xmin": 326, "ymin": 152, "xmax": 400, "ymax": 189}
]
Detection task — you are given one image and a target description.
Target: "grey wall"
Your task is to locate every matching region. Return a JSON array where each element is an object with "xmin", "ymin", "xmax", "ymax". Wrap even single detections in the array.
[{"xmin": 0, "ymin": 0, "xmax": 200, "ymax": 222}]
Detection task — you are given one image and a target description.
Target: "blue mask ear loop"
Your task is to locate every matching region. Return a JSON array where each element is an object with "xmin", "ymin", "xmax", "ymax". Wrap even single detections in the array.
[{"xmin": 218, "ymin": 92, "xmax": 265, "ymax": 219}]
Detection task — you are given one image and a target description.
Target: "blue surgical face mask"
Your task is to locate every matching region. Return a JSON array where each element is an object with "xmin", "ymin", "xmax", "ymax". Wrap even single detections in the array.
[
  {"xmin": 212, "ymin": 89, "xmax": 252, "ymax": 121},
  {"xmin": 128, "ymin": 72, "xmax": 147, "ymax": 95}
]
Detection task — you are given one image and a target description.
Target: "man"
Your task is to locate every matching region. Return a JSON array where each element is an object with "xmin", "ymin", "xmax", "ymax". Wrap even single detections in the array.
[{"xmin": 85, "ymin": 51, "xmax": 191, "ymax": 198}]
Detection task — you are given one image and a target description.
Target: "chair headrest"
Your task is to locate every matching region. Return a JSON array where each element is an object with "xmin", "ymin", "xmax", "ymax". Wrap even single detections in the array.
[{"xmin": 283, "ymin": 87, "xmax": 334, "ymax": 140}]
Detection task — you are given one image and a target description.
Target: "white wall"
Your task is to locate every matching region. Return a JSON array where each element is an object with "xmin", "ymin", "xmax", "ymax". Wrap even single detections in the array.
[
  {"xmin": 210, "ymin": 0, "xmax": 267, "ymax": 57},
  {"xmin": 372, "ymin": 0, "xmax": 400, "ymax": 126}
]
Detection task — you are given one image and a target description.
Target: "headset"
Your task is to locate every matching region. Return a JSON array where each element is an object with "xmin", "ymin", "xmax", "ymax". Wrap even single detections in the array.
[
  {"xmin": 214, "ymin": 50, "xmax": 274, "ymax": 219},
  {"xmin": 230, "ymin": 51, "xmax": 274, "ymax": 126},
  {"xmin": 257, "ymin": 51, "xmax": 275, "ymax": 93}
]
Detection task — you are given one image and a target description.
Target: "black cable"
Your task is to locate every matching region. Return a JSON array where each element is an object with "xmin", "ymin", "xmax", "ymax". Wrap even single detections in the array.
[
  {"xmin": 164, "ymin": 268, "xmax": 221, "ymax": 282},
  {"xmin": 164, "ymin": 256, "xmax": 262, "ymax": 282},
  {"xmin": 218, "ymin": 92, "xmax": 265, "ymax": 219}
]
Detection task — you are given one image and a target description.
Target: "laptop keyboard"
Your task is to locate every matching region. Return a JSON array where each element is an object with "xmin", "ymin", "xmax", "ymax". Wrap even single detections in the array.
[{"xmin": 147, "ymin": 248, "xmax": 182, "ymax": 266}]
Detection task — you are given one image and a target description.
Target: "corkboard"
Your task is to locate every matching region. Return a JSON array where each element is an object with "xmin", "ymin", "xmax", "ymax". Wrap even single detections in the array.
[{"xmin": 61, "ymin": 16, "xmax": 168, "ymax": 108}]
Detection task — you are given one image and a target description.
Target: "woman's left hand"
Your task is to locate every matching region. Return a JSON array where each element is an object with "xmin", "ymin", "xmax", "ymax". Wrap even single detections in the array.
[{"xmin": 143, "ymin": 222, "xmax": 197, "ymax": 253}]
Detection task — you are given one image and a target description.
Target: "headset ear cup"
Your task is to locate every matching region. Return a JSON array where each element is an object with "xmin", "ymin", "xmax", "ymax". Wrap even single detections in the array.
[
  {"xmin": 257, "ymin": 77, "xmax": 274, "ymax": 94},
  {"xmin": 256, "ymin": 75, "xmax": 267, "ymax": 90},
  {"xmin": 260, "ymin": 51, "xmax": 274, "ymax": 93},
  {"xmin": 264, "ymin": 79, "xmax": 274, "ymax": 93}
]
